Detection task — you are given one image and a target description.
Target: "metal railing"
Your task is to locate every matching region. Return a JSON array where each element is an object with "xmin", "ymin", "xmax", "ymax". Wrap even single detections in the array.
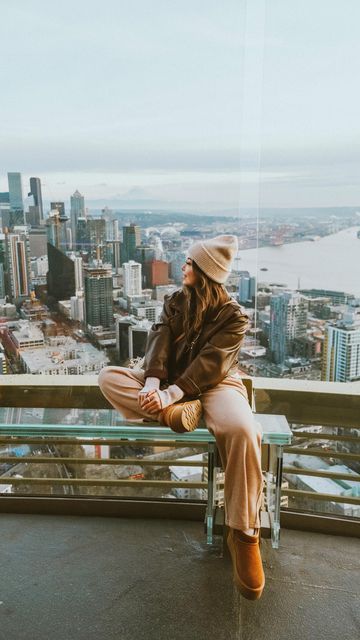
[{"xmin": 0, "ymin": 375, "xmax": 359, "ymax": 535}]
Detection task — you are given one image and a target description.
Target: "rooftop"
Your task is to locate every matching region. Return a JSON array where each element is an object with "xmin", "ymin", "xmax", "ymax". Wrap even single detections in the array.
[{"xmin": 1, "ymin": 513, "xmax": 358, "ymax": 640}]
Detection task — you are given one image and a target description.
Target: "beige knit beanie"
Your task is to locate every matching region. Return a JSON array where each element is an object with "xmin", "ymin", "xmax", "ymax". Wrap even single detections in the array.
[{"xmin": 188, "ymin": 235, "xmax": 238, "ymax": 284}]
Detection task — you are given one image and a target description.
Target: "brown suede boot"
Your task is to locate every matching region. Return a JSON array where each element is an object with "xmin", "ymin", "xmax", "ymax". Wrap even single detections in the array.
[
  {"xmin": 227, "ymin": 527, "xmax": 265, "ymax": 600},
  {"xmin": 160, "ymin": 399, "xmax": 202, "ymax": 433}
]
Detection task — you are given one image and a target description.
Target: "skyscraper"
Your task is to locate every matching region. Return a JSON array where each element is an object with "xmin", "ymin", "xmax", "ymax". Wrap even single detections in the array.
[
  {"xmin": 50, "ymin": 202, "xmax": 66, "ymax": 216},
  {"xmin": 269, "ymin": 292, "xmax": 308, "ymax": 364},
  {"xmin": 7, "ymin": 173, "xmax": 24, "ymax": 212},
  {"xmin": 5, "ymin": 227, "xmax": 31, "ymax": 302},
  {"xmin": 238, "ymin": 271, "xmax": 256, "ymax": 304},
  {"xmin": 70, "ymin": 190, "xmax": 85, "ymax": 248},
  {"xmin": 46, "ymin": 210, "xmax": 69, "ymax": 252},
  {"xmin": 123, "ymin": 260, "xmax": 142, "ymax": 296},
  {"xmin": 88, "ymin": 218, "xmax": 106, "ymax": 261},
  {"xmin": 84, "ymin": 262, "xmax": 113, "ymax": 329},
  {"xmin": 0, "ymin": 234, "xmax": 6, "ymax": 299},
  {"xmin": 322, "ymin": 315, "xmax": 360, "ymax": 382},
  {"xmin": 47, "ymin": 243, "xmax": 76, "ymax": 302},
  {"xmin": 121, "ymin": 224, "xmax": 141, "ymax": 264},
  {"xmin": 7, "ymin": 173, "xmax": 24, "ymax": 226},
  {"xmin": 28, "ymin": 177, "xmax": 44, "ymax": 224}
]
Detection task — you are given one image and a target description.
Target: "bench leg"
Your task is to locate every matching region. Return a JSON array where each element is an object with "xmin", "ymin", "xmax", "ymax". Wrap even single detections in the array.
[
  {"xmin": 206, "ymin": 443, "xmax": 216, "ymax": 544},
  {"xmin": 272, "ymin": 445, "xmax": 283, "ymax": 549}
]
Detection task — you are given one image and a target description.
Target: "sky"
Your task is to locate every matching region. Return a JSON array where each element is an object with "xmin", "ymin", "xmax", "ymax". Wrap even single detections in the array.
[{"xmin": 1, "ymin": 0, "xmax": 360, "ymax": 212}]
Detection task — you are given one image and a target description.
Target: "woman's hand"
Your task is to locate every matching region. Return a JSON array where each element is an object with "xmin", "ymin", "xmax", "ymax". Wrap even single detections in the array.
[
  {"xmin": 138, "ymin": 385, "xmax": 185, "ymax": 415},
  {"xmin": 138, "ymin": 389, "xmax": 163, "ymax": 414}
]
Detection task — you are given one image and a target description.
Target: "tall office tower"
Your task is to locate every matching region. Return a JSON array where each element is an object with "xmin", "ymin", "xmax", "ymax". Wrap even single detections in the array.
[
  {"xmin": 69, "ymin": 254, "xmax": 83, "ymax": 291},
  {"xmin": 70, "ymin": 190, "xmax": 85, "ymax": 249},
  {"xmin": 76, "ymin": 217, "xmax": 88, "ymax": 251},
  {"xmin": 8, "ymin": 172, "xmax": 24, "ymax": 212},
  {"xmin": 238, "ymin": 271, "xmax": 256, "ymax": 303},
  {"xmin": 28, "ymin": 177, "xmax": 44, "ymax": 224},
  {"xmin": 112, "ymin": 219, "xmax": 120, "ymax": 240},
  {"xmin": 0, "ymin": 234, "xmax": 6, "ymax": 298},
  {"xmin": 7, "ymin": 173, "xmax": 24, "ymax": 226},
  {"xmin": 70, "ymin": 292, "xmax": 85, "ymax": 322},
  {"xmin": 128, "ymin": 324, "xmax": 150, "ymax": 359},
  {"xmin": 50, "ymin": 202, "xmax": 65, "ymax": 216},
  {"xmin": 4, "ymin": 227, "xmax": 31, "ymax": 302},
  {"xmin": 322, "ymin": 315, "xmax": 360, "ymax": 382},
  {"xmin": 46, "ymin": 243, "xmax": 76, "ymax": 302},
  {"xmin": 121, "ymin": 224, "xmax": 141, "ymax": 264},
  {"xmin": 116, "ymin": 316, "xmax": 135, "ymax": 363},
  {"xmin": 87, "ymin": 218, "xmax": 106, "ymax": 261},
  {"xmin": 123, "ymin": 261, "xmax": 142, "ymax": 297},
  {"xmin": 144, "ymin": 259, "xmax": 169, "ymax": 288},
  {"xmin": 134, "ymin": 244, "xmax": 156, "ymax": 265},
  {"xmin": 269, "ymin": 292, "xmax": 308, "ymax": 364},
  {"xmin": 46, "ymin": 210, "xmax": 69, "ymax": 252},
  {"xmin": 107, "ymin": 240, "xmax": 121, "ymax": 272},
  {"xmin": 84, "ymin": 262, "xmax": 113, "ymax": 329}
]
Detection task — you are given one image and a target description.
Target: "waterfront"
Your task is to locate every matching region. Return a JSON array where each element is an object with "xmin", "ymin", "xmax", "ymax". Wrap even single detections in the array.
[{"xmin": 235, "ymin": 226, "xmax": 360, "ymax": 297}]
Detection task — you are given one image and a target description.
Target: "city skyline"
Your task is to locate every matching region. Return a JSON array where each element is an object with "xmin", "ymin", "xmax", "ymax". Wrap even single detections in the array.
[{"xmin": 1, "ymin": 1, "xmax": 360, "ymax": 210}]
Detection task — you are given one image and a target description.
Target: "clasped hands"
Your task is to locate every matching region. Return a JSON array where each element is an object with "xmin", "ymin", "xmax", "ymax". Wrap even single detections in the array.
[{"xmin": 138, "ymin": 378, "xmax": 184, "ymax": 415}]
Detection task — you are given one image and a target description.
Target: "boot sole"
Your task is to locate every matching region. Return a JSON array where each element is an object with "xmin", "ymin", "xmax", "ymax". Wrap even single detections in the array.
[
  {"xmin": 164, "ymin": 400, "xmax": 203, "ymax": 433},
  {"xmin": 227, "ymin": 531, "xmax": 265, "ymax": 601}
]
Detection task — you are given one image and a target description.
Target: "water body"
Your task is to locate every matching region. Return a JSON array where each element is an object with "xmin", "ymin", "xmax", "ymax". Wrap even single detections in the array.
[{"xmin": 235, "ymin": 226, "xmax": 360, "ymax": 297}]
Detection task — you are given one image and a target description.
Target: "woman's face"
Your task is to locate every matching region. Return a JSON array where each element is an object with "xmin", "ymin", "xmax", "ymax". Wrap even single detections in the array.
[{"xmin": 182, "ymin": 257, "xmax": 198, "ymax": 287}]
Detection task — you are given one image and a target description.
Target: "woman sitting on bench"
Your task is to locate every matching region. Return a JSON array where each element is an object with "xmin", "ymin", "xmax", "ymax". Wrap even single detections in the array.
[{"xmin": 98, "ymin": 235, "xmax": 265, "ymax": 600}]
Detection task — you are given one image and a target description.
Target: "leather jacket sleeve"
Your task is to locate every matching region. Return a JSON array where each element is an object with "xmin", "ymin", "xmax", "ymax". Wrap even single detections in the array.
[
  {"xmin": 174, "ymin": 312, "xmax": 249, "ymax": 397},
  {"xmin": 143, "ymin": 295, "xmax": 172, "ymax": 380}
]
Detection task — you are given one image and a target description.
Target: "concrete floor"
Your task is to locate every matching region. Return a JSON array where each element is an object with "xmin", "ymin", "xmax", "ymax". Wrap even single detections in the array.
[{"xmin": 0, "ymin": 514, "xmax": 359, "ymax": 640}]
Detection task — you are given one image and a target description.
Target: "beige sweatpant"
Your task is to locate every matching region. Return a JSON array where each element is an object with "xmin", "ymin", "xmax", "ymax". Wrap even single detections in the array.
[{"xmin": 98, "ymin": 366, "xmax": 263, "ymax": 530}]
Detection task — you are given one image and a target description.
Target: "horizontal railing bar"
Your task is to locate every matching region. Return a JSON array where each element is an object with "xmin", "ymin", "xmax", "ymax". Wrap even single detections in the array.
[
  {"xmin": 0, "ymin": 456, "xmax": 207, "ymax": 467},
  {"xmin": 292, "ymin": 432, "xmax": 359, "ymax": 442},
  {"xmin": 283, "ymin": 466, "xmax": 360, "ymax": 482},
  {"xmin": 282, "ymin": 489, "xmax": 360, "ymax": 505},
  {"xmin": 0, "ymin": 437, "xmax": 208, "ymax": 448},
  {"xmin": 0, "ymin": 477, "xmax": 207, "ymax": 488},
  {"xmin": 284, "ymin": 447, "xmax": 360, "ymax": 461}
]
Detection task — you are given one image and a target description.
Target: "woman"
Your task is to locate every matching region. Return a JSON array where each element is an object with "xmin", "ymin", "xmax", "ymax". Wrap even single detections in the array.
[{"xmin": 98, "ymin": 235, "xmax": 265, "ymax": 600}]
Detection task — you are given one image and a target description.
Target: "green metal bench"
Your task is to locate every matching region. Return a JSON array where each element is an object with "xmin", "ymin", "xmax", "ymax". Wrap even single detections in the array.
[{"xmin": 0, "ymin": 407, "xmax": 292, "ymax": 548}]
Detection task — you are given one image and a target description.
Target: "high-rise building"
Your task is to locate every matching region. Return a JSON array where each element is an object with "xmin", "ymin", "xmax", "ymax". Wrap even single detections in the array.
[
  {"xmin": 76, "ymin": 217, "xmax": 88, "ymax": 251},
  {"xmin": 269, "ymin": 292, "xmax": 308, "ymax": 364},
  {"xmin": 5, "ymin": 227, "xmax": 31, "ymax": 302},
  {"xmin": 46, "ymin": 209, "xmax": 69, "ymax": 252},
  {"xmin": 28, "ymin": 177, "xmax": 44, "ymax": 224},
  {"xmin": 47, "ymin": 243, "xmax": 76, "ymax": 302},
  {"xmin": 70, "ymin": 292, "xmax": 85, "ymax": 322},
  {"xmin": 0, "ymin": 234, "xmax": 6, "ymax": 298},
  {"xmin": 88, "ymin": 218, "xmax": 107, "ymax": 261},
  {"xmin": 238, "ymin": 271, "xmax": 256, "ymax": 304},
  {"xmin": 8, "ymin": 173, "xmax": 24, "ymax": 212},
  {"xmin": 84, "ymin": 262, "xmax": 113, "ymax": 329},
  {"xmin": 70, "ymin": 190, "xmax": 85, "ymax": 248},
  {"xmin": 121, "ymin": 224, "xmax": 141, "ymax": 264},
  {"xmin": 107, "ymin": 240, "xmax": 121, "ymax": 272},
  {"xmin": 144, "ymin": 259, "xmax": 169, "ymax": 288},
  {"xmin": 7, "ymin": 173, "xmax": 24, "ymax": 226},
  {"xmin": 50, "ymin": 202, "xmax": 65, "ymax": 216},
  {"xmin": 123, "ymin": 261, "xmax": 142, "ymax": 297},
  {"xmin": 322, "ymin": 314, "xmax": 360, "ymax": 382}
]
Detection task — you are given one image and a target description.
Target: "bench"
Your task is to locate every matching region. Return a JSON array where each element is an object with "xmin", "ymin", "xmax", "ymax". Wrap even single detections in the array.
[{"xmin": 0, "ymin": 380, "xmax": 292, "ymax": 548}]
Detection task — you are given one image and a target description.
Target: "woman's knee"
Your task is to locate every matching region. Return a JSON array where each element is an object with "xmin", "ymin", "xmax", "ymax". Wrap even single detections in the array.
[
  {"xmin": 98, "ymin": 366, "xmax": 127, "ymax": 392},
  {"xmin": 225, "ymin": 416, "xmax": 260, "ymax": 443}
]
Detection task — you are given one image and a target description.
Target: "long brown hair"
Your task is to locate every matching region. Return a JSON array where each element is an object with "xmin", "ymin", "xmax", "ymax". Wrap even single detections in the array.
[{"xmin": 183, "ymin": 260, "xmax": 229, "ymax": 343}]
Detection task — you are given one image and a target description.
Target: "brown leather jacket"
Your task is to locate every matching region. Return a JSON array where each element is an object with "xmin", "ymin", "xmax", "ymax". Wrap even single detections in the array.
[{"xmin": 143, "ymin": 289, "xmax": 249, "ymax": 397}]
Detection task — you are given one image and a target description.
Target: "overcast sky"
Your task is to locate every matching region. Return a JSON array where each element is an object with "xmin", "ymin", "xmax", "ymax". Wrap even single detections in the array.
[{"xmin": 1, "ymin": 0, "xmax": 359, "ymax": 211}]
